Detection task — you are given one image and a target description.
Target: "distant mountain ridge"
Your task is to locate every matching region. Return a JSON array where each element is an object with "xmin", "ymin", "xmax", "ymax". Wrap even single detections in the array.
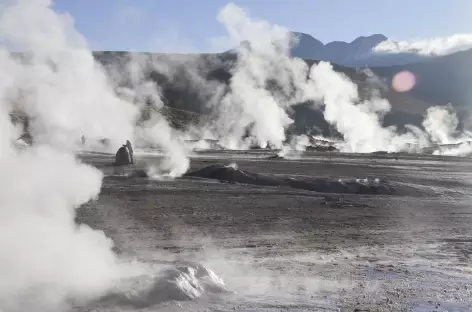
[
  {"xmin": 280, "ymin": 32, "xmax": 448, "ymax": 67},
  {"xmin": 290, "ymin": 32, "xmax": 386, "ymax": 64},
  {"xmin": 225, "ymin": 31, "xmax": 435, "ymax": 67}
]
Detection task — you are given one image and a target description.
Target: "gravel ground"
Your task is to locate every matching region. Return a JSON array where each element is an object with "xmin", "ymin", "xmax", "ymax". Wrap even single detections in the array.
[{"xmin": 76, "ymin": 151, "xmax": 472, "ymax": 312}]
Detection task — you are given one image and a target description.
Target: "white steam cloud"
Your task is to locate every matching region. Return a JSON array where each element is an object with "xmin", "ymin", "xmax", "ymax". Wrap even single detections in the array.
[
  {"xmin": 207, "ymin": 3, "xmax": 472, "ymax": 155},
  {"xmin": 2, "ymin": 0, "xmax": 192, "ymax": 177},
  {"xmin": 422, "ymin": 105, "xmax": 472, "ymax": 156},
  {"xmin": 0, "ymin": 145, "xmax": 121, "ymax": 311},
  {"xmin": 374, "ymin": 34, "xmax": 472, "ymax": 56},
  {"xmin": 0, "ymin": 0, "xmax": 138, "ymax": 152},
  {"xmin": 0, "ymin": 0, "xmax": 170, "ymax": 310},
  {"xmin": 308, "ymin": 62, "xmax": 428, "ymax": 153},
  {"xmin": 112, "ymin": 52, "xmax": 190, "ymax": 177},
  {"xmin": 0, "ymin": 1, "xmax": 470, "ymax": 310},
  {"xmin": 207, "ymin": 3, "xmax": 415, "ymax": 153},
  {"xmin": 423, "ymin": 105, "xmax": 460, "ymax": 144},
  {"xmin": 211, "ymin": 3, "xmax": 315, "ymax": 149}
]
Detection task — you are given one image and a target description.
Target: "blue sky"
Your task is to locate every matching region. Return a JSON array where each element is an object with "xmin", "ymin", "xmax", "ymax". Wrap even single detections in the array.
[{"xmin": 52, "ymin": 0, "xmax": 472, "ymax": 52}]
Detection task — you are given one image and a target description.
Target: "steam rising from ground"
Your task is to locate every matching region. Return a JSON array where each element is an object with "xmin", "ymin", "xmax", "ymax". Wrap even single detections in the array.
[
  {"xmin": 0, "ymin": 144, "xmax": 121, "ymax": 311},
  {"xmin": 3, "ymin": 0, "xmax": 190, "ymax": 175},
  {"xmin": 308, "ymin": 62, "xmax": 410, "ymax": 153},
  {"xmin": 422, "ymin": 105, "xmax": 472, "ymax": 155},
  {"xmin": 0, "ymin": 0, "xmax": 470, "ymax": 309},
  {"xmin": 423, "ymin": 105, "xmax": 461, "ymax": 145},
  {"xmin": 208, "ymin": 3, "xmax": 470, "ymax": 154},
  {"xmin": 212, "ymin": 3, "xmax": 299, "ymax": 149},
  {"xmin": 0, "ymin": 0, "xmax": 138, "ymax": 151},
  {"xmin": 309, "ymin": 65, "xmax": 471, "ymax": 153},
  {"xmin": 204, "ymin": 4, "xmax": 458, "ymax": 152},
  {"xmin": 67, "ymin": 2, "xmax": 472, "ymax": 158},
  {"xmin": 0, "ymin": 0, "xmax": 184, "ymax": 310},
  {"xmin": 114, "ymin": 53, "xmax": 190, "ymax": 176}
]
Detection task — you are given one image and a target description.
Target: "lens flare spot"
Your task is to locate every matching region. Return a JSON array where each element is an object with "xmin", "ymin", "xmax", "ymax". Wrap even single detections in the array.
[{"xmin": 392, "ymin": 71, "xmax": 416, "ymax": 92}]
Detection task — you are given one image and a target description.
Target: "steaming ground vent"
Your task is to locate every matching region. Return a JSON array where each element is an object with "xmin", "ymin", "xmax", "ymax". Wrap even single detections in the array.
[
  {"xmin": 185, "ymin": 163, "xmax": 419, "ymax": 196},
  {"xmin": 99, "ymin": 262, "xmax": 229, "ymax": 309}
]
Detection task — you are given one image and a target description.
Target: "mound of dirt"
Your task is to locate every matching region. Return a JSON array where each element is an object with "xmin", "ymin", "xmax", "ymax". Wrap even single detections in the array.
[
  {"xmin": 185, "ymin": 164, "xmax": 281, "ymax": 186},
  {"xmin": 305, "ymin": 145, "xmax": 339, "ymax": 152},
  {"xmin": 99, "ymin": 262, "xmax": 229, "ymax": 309},
  {"xmin": 284, "ymin": 177, "xmax": 394, "ymax": 195},
  {"xmin": 267, "ymin": 154, "xmax": 285, "ymax": 160},
  {"xmin": 186, "ymin": 164, "xmax": 407, "ymax": 196}
]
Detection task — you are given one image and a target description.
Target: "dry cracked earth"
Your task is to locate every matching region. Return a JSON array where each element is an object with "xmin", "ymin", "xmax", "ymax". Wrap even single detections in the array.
[{"xmin": 76, "ymin": 150, "xmax": 472, "ymax": 312}]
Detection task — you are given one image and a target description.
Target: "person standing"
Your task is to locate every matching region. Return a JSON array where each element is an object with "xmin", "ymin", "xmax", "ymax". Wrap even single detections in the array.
[
  {"xmin": 126, "ymin": 140, "xmax": 134, "ymax": 164},
  {"xmin": 115, "ymin": 144, "xmax": 131, "ymax": 166}
]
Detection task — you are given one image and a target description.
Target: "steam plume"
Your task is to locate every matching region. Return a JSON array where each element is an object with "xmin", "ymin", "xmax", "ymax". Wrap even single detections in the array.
[
  {"xmin": 207, "ymin": 3, "xmax": 472, "ymax": 155},
  {"xmin": 213, "ymin": 3, "xmax": 313, "ymax": 149},
  {"xmin": 212, "ymin": 3, "xmax": 428, "ymax": 153},
  {"xmin": 112, "ymin": 52, "xmax": 190, "ymax": 176},
  {"xmin": 0, "ymin": 0, "xmax": 138, "ymax": 151},
  {"xmin": 423, "ymin": 104, "xmax": 460, "ymax": 144},
  {"xmin": 0, "ymin": 1, "xmax": 143, "ymax": 310},
  {"xmin": 308, "ymin": 61, "xmax": 427, "ymax": 153}
]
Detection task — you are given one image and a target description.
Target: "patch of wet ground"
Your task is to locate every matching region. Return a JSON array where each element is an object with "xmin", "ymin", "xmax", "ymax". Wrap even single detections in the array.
[{"xmin": 76, "ymin": 151, "xmax": 472, "ymax": 311}]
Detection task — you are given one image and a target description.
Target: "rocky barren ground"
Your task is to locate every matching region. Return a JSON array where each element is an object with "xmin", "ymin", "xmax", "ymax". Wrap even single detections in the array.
[{"xmin": 77, "ymin": 151, "xmax": 472, "ymax": 311}]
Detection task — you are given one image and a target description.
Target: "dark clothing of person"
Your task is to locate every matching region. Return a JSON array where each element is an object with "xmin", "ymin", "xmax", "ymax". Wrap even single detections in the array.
[
  {"xmin": 115, "ymin": 145, "xmax": 131, "ymax": 166},
  {"xmin": 126, "ymin": 140, "xmax": 134, "ymax": 164}
]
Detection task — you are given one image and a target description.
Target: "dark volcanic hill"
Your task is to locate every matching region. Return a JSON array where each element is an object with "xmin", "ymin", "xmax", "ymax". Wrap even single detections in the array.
[
  {"xmin": 92, "ymin": 51, "xmax": 433, "ymax": 137},
  {"xmin": 285, "ymin": 32, "xmax": 472, "ymax": 126},
  {"xmin": 12, "ymin": 48, "xmax": 464, "ymax": 141},
  {"xmin": 370, "ymin": 48, "xmax": 472, "ymax": 121}
]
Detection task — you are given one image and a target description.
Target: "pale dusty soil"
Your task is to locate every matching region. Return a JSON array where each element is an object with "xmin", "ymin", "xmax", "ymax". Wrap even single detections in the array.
[{"xmin": 76, "ymin": 151, "xmax": 472, "ymax": 311}]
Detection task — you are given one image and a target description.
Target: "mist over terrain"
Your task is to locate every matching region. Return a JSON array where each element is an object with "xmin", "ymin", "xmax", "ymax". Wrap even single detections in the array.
[
  {"xmin": 2, "ymin": 0, "xmax": 472, "ymax": 311},
  {"xmin": 89, "ymin": 47, "xmax": 472, "ymax": 155},
  {"xmin": 9, "ymin": 1, "xmax": 472, "ymax": 154},
  {"xmin": 88, "ymin": 28, "xmax": 472, "ymax": 147}
]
